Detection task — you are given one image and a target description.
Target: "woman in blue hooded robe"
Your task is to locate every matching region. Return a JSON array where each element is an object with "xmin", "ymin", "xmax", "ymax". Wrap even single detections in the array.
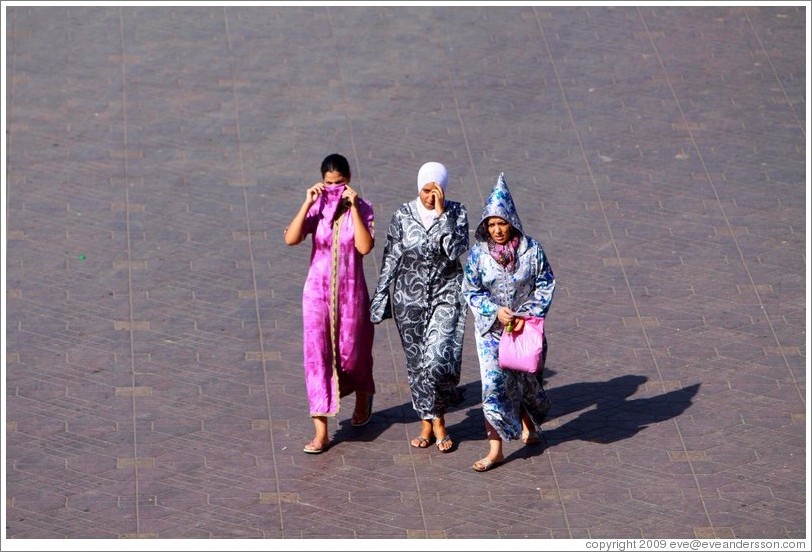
[{"xmin": 462, "ymin": 173, "xmax": 556, "ymax": 471}]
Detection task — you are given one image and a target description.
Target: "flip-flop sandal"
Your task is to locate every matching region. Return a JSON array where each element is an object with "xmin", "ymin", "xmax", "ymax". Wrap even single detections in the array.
[
  {"xmin": 351, "ymin": 395, "xmax": 374, "ymax": 427},
  {"xmin": 436, "ymin": 435, "xmax": 453, "ymax": 453},
  {"xmin": 472, "ymin": 458, "xmax": 503, "ymax": 472},
  {"xmin": 522, "ymin": 431, "xmax": 540, "ymax": 445},
  {"xmin": 303, "ymin": 441, "xmax": 330, "ymax": 454},
  {"xmin": 411, "ymin": 436, "xmax": 432, "ymax": 448}
]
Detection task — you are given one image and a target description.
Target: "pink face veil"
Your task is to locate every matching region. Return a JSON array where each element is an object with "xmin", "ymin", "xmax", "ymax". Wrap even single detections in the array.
[{"xmin": 320, "ymin": 183, "xmax": 347, "ymax": 223}]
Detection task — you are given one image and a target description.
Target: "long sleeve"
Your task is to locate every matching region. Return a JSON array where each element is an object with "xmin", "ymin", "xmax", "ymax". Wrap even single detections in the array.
[
  {"xmin": 437, "ymin": 203, "xmax": 469, "ymax": 262},
  {"xmin": 515, "ymin": 241, "xmax": 555, "ymax": 318},
  {"xmin": 370, "ymin": 210, "xmax": 404, "ymax": 323},
  {"xmin": 462, "ymin": 244, "xmax": 500, "ymax": 336}
]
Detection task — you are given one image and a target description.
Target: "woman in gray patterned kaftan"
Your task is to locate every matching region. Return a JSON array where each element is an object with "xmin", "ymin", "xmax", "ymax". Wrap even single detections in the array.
[{"xmin": 370, "ymin": 162, "xmax": 468, "ymax": 452}]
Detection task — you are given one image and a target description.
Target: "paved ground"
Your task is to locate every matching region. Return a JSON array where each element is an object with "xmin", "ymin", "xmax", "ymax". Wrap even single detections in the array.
[{"xmin": 2, "ymin": 3, "xmax": 808, "ymax": 548}]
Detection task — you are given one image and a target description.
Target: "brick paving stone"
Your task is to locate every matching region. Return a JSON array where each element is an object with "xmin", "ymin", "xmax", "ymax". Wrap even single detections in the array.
[{"xmin": 2, "ymin": 3, "xmax": 808, "ymax": 548}]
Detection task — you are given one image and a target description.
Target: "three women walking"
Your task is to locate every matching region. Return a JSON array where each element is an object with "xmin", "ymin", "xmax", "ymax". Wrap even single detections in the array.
[{"xmin": 285, "ymin": 157, "xmax": 555, "ymax": 470}]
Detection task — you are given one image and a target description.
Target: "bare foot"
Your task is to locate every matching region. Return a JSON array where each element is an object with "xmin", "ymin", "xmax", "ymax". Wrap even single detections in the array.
[
  {"xmin": 432, "ymin": 417, "xmax": 453, "ymax": 452},
  {"xmin": 436, "ymin": 435, "xmax": 453, "ymax": 452},
  {"xmin": 410, "ymin": 436, "xmax": 432, "ymax": 448},
  {"xmin": 411, "ymin": 420, "xmax": 434, "ymax": 448},
  {"xmin": 472, "ymin": 454, "xmax": 504, "ymax": 472},
  {"xmin": 521, "ymin": 430, "xmax": 540, "ymax": 445}
]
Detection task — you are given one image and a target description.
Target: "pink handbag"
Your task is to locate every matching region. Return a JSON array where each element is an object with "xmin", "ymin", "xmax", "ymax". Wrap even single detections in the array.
[{"xmin": 498, "ymin": 316, "xmax": 545, "ymax": 373}]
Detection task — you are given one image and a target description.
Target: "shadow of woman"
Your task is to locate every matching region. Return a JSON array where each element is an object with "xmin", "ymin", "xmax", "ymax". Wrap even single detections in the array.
[
  {"xmin": 449, "ymin": 373, "xmax": 700, "ymax": 465},
  {"xmin": 329, "ymin": 374, "xmax": 700, "ymax": 459},
  {"xmin": 543, "ymin": 375, "xmax": 701, "ymax": 445}
]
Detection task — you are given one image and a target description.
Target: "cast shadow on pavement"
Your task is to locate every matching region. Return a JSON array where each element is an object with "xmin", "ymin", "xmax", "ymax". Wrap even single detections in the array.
[
  {"xmin": 448, "ymin": 372, "xmax": 701, "ymax": 463},
  {"xmin": 329, "ymin": 380, "xmax": 482, "ymax": 447},
  {"xmin": 328, "ymin": 372, "xmax": 700, "ymax": 459}
]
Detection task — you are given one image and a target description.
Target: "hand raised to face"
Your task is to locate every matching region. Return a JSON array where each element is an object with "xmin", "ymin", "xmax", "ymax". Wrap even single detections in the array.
[
  {"xmin": 419, "ymin": 183, "xmax": 445, "ymax": 215},
  {"xmin": 431, "ymin": 185, "xmax": 445, "ymax": 215},
  {"xmin": 341, "ymin": 184, "xmax": 359, "ymax": 207},
  {"xmin": 305, "ymin": 182, "xmax": 326, "ymax": 204}
]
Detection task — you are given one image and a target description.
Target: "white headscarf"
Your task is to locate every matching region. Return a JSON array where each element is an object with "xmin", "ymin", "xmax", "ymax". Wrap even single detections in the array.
[{"xmin": 415, "ymin": 162, "xmax": 448, "ymax": 229}]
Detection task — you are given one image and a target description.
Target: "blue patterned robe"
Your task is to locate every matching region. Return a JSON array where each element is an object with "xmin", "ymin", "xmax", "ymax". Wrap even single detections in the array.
[
  {"xmin": 462, "ymin": 173, "xmax": 555, "ymax": 441},
  {"xmin": 370, "ymin": 200, "xmax": 468, "ymax": 419}
]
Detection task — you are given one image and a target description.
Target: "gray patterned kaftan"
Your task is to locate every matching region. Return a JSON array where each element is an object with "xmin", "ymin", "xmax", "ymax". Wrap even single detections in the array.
[{"xmin": 370, "ymin": 200, "xmax": 469, "ymax": 419}]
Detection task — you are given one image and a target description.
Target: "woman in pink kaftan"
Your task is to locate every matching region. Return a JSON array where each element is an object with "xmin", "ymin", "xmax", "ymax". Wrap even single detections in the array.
[{"xmin": 284, "ymin": 153, "xmax": 376, "ymax": 454}]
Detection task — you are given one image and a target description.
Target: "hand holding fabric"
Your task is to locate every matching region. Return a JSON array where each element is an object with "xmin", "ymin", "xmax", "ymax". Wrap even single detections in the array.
[
  {"xmin": 305, "ymin": 182, "xmax": 325, "ymax": 205},
  {"xmin": 341, "ymin": 184, "xmax": 359, "ymax": 208}
]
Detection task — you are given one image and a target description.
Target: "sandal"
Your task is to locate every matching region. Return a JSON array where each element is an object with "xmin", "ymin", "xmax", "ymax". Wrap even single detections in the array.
[
  {"xmin": 303, "ymin": 441, "xmax": 330, "ymax": 454},
  {"xmin": 410, "ymin": 436, "xmax": 433, "ymax": 448},
  {"xmin": 472, "ymin": 457, "xmax": 504, "ymax": 472},
  {"xmin": 351, "ymin": 394, "xmax": 374, "ymax": 427},
  {"xmin": 521, "ymin": 430, "xmax": 540, "ymax": 445},
  {"xmin": 435, "ymin": 435, "xmax": 453, "ymax": 453}
]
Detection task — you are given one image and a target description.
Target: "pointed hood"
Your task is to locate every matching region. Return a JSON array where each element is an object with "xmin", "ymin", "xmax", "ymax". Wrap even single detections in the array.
[{"xmin": 474, "ymin": 172, "xmax": 524, "ymax": 242}]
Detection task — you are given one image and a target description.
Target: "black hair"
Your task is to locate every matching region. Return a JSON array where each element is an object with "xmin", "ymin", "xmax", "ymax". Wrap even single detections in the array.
[{"xmin": 320, "ymin": 153, "xmax": 351, "ymax": 179}]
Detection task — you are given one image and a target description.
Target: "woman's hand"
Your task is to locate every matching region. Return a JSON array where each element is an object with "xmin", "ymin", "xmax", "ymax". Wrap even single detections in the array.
[
  {"xmin": 305, "ymin": 182, "xmax": 325, "ymax": 205},
  {"xmin": 431, "ymin": 186, "xmax": 445, "ymax": 216},
  {"xmin": 341, "ymin": 184, "xmax": 359, "ymax": 207},
  {"xmin": 498, "ymin": 307, "xmax": 524, "ymax": 333},
  {"xmin": 512, "ymin": 317, "xmax": 525, "ymax": 333},
  {"xmin": 497, "ymin": 307, "xmax": 515, "ymax": 326},
  {"xmin": 286, "ymin": 182, "xmax": 325, "ymax": 246}
]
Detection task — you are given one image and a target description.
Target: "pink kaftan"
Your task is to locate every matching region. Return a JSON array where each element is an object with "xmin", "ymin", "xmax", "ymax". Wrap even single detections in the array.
[{"xmin": 301, "ymin": 184, "xmax": 375, "ymax": 416}]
